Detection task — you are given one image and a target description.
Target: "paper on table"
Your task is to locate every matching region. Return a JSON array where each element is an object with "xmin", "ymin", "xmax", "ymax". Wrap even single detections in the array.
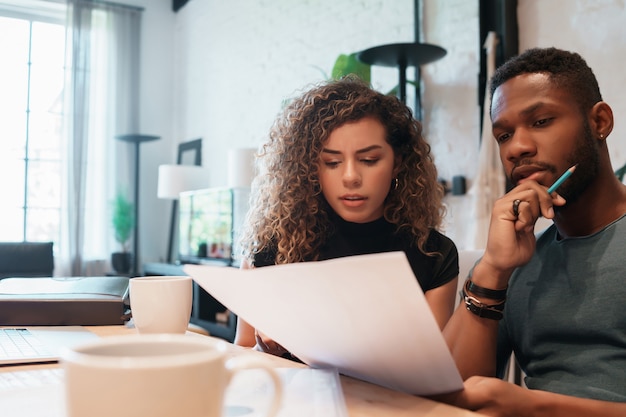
[
  {"xmin": 0, "ymin": 367, "xmax": 347, "ymax": 417},
  {"xmin": 225, "ymin": 367, "xmax": 348, "ymax": 417},
  {"xmin": 185, "ymin": 251, "xmax": 463, "ymax": 396}
]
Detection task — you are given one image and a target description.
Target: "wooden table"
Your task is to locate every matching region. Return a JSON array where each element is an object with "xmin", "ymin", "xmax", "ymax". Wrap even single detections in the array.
[{"xmin": 2, "ymin": 325, "xmax": 483, "ymax": 417}]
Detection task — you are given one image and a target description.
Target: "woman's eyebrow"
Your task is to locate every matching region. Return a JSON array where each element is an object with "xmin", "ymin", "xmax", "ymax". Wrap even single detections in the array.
[{"xmin": 321, "ymin": 145, "xmax": 383, "ymax": 155}]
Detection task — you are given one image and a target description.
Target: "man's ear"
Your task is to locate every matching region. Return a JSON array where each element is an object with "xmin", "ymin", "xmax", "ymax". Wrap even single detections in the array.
[{"xmin": 590, "ymin": 101, "xmax": 614, "ymax": 140}]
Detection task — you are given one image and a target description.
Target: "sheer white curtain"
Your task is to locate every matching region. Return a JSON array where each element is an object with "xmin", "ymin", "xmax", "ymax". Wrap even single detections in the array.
[
  {"xmin": 59, "ymin": 0, "xmax": 141, "ymax": 276},
  {"xmin": 463, "ymin": 31, "xmax": 505, "ymax": 250}
]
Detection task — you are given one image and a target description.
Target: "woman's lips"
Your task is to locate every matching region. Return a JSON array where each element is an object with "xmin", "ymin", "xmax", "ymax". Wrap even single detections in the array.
[{"xmin": 340, "ymin": 195, "xmax": 366, "ymax": 207}]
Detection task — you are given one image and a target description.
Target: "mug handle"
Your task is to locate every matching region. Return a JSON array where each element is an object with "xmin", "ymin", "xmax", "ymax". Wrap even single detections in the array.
[{"xmin": 225, "ymin": 356, "xmax": 283, "ymax": 417}]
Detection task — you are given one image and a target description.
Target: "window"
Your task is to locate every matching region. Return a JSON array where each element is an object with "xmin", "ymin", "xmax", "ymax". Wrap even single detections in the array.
[
  {"xmin": 1, "ymin": 1, "xmax": 142, "ymax": 276},
  {"xmin": 0, "ymin": 4, "xmax": 65, "ymax": 249}
]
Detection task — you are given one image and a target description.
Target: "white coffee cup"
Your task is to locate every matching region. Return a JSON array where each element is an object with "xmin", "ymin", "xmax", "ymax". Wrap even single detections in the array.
[
  {"xmin": 129, "ymin": 275, "xmax": 192, "ymax": 334},
  {"xmin": 61, "ymin": 334, "xmax": 283, "ymax": 417}
]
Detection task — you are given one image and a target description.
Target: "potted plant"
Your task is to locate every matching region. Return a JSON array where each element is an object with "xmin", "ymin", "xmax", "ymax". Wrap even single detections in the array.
[
  {"xmin": 325, "ymin": 52, "xmax": 417, "ymax": 97},
  {"xmin": 330, "ymin": 52, "xmax": 372, "ymax": 82},
  {"xmin": 111, "ymin": 191, "xmax": 134, "ymax": 274}
]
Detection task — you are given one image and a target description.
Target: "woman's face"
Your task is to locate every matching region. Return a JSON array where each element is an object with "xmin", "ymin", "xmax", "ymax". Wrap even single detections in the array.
[{"xmin": 318, "ymin": 117, "xmax": 398, "ymax": 223}]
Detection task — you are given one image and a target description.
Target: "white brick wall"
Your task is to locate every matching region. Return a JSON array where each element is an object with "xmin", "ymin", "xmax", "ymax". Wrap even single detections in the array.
[
  {"xmin": 160, "ymin": 0, "xmax": 626, "ymax": 259},
  {"xmin": 174, "ymin": 0, "xmax": 417, "ymax": 189},
  {"xmin": 171, "ymin": 0, "xmax": 486, "ymax": 250}
]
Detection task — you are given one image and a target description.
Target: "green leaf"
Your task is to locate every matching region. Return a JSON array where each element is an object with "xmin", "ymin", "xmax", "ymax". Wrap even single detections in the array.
[
  {"xmin": 616, "ymin": 161, "xmax": 626, "ymax": 182},
  {"xmin": 331, "ymin": 53, "xmax": 371, "ymax": 82},
  {"xmin": 386, "ymin": 80, "xmax": 419, "ymax": 97},
  {"xmin": 111, "ymin": 191, "xmax": 134, "ymax": 252}
]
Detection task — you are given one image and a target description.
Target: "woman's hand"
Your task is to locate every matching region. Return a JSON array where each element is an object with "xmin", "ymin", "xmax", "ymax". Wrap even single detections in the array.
[{"xmin": 254, "ymin": 329, "xmax": 289, "ymax": 357}]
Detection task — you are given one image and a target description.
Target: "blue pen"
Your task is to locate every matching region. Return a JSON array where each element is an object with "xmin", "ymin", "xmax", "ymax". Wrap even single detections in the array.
[{"xmin": 547, "ymin": 165, "xmax": 577, "ymax": 193}]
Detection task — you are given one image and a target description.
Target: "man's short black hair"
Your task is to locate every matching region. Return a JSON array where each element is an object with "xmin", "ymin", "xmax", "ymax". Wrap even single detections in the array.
[{"xmin": 489, "ymin": 47, "xmax": 603, "ymax": 114}]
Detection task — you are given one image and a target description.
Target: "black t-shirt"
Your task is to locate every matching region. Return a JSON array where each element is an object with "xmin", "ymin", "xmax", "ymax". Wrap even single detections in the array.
[{"xmin": 254, "ymin": 214, "xmax": 458, "ymax": 292}]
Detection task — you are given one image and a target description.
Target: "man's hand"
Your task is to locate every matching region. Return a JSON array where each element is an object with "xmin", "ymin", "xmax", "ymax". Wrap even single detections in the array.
[
  {"xmin": 479, "ymin": 181, "xmax": 566, "ymax": 282},
  {"xmin": 434, "ymin": 375, "xmax": 626, "ymax": 417},
  {"xmin": 434, "ymin": 376, "xmax": 535, "ymax": 417}
]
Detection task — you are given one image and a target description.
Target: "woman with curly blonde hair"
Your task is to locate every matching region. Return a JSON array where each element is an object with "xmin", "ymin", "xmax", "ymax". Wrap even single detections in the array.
[{"xmin": 235, "ymin": 76, "xmax": 459, "ymax": 357}]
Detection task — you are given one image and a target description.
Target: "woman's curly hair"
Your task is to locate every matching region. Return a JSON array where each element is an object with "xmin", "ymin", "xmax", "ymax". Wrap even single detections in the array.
[{"xmin": 240, "ymin": 76, "xmax": 445, "ymax": 265}]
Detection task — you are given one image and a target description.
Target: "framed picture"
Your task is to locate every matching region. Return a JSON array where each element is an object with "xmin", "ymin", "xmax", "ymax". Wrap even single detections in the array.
[{"xmin": 177, "ymin": 138, "xmax": 202, "ymax": 166}]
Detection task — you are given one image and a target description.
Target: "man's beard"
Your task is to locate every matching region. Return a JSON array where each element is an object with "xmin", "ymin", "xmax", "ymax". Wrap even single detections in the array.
[{"xmin": 555, "ymin": 118, "xmax": 600, "ymax": 208}]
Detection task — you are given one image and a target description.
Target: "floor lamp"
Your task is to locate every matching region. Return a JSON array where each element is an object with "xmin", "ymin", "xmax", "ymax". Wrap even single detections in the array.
[
  {"xmin": 115, "ymin": 134, "xmax": 160, "ymax": 276},
  {"xmin": 158, "ymin": 138, "xmax": 204, "ymax": 264}
]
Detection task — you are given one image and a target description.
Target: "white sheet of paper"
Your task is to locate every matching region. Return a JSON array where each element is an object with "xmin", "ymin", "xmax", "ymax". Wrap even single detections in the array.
[
  {"xmin": 185, "ymin": 251, "xmax": 463, "ymax": 396},
  {"xmin": 0, "ymin": 368, "xmax": 347, "ymax": 417}
]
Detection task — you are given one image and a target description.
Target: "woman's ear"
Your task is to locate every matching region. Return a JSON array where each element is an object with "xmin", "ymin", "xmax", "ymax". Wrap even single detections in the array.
[
  {"xmin": 393, "ymin": 155, "xmax": 402, "ymax": 177},
  {"xmin": 591, "ymin": 101, "xmax": 614, "ymax": 140}
]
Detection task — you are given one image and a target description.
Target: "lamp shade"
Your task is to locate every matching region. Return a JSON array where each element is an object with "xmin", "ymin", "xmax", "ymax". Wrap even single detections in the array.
[
  {"xmin": 227, "ymin": 148, "xmax": 256, "ymax": 188},
  {"xmin": 157, "ymin": 164, "xmax": 207, "ymax": 199}
]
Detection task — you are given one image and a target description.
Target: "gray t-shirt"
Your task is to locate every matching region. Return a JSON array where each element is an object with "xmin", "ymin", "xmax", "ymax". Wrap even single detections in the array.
[{"xmin": 497, "ymin": 214, "xmax": 626, "ymax": 402}]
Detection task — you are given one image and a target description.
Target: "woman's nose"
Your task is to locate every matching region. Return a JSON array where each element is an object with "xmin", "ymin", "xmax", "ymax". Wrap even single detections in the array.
[{"xmin": 342, "ymin": 160, "xmax": 362, "ymax": 186}]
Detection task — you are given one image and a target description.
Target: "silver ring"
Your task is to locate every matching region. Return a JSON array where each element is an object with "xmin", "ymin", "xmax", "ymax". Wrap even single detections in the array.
[{"xmin": 512, "ymin": 199, "xmax": 522, "ymax": 218}]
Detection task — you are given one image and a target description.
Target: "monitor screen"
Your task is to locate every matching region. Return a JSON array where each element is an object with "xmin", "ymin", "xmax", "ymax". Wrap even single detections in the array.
[{"xmin": 178, "ymin": 187, "xmax": 249, "ymax": 266}]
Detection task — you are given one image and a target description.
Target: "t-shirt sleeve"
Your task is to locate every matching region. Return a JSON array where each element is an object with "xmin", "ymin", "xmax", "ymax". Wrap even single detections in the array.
[
  {"xmin": 407, "ymin": 230, "xmax": 459, "ymax": 291},
  {"xmin": 429, "ymin": 232, "xmax": 459, "ymax": 289}
]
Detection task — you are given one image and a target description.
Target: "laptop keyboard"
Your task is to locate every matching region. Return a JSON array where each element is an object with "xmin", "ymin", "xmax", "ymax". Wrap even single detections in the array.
[
  {"xmin": 0, "ymin": 328, "xmax": 52, "ymax": 359},
  {"xmin": 0, "ymin": 368, "xmax": 64, "ymax": 391}
]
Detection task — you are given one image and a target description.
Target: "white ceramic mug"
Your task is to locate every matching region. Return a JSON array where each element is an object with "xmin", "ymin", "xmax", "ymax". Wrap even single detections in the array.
[
  {"xmin": 61, "ymin": 334, "xmax": 283, "ymax": 417},
  {"xmin": 129, "ymin": 275, "xmax": 193, "ymax": 334}
]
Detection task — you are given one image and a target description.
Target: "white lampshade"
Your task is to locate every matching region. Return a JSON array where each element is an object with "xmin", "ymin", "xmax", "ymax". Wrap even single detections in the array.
[
  {"xmin": 227, "ymin": 147, "xmax": 256, "ymax": 188},
  {"xmin": 157, "ymin": 164, "xmax": 207, "ymax": 199}
]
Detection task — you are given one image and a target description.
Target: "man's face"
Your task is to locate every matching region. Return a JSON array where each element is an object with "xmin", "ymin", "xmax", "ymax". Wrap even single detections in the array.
[{"xmin": 490, "ymin": 73, "xmax": 599, "ymax": 204}]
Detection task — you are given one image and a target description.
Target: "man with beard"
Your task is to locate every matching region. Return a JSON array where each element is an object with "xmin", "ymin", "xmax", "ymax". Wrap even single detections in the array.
[{"xmin": 441, "ymin": 47, "xmax": 626, "ymax": 416}]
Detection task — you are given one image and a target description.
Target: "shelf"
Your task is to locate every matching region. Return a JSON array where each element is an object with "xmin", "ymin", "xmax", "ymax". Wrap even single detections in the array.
[
  {"xmin": 115, "ymin": 134, "xmax": 160, "ymax": 144},
  {"xmin": 357, "ymin": 42, "xmax": 447, "ymax": 104},
  {"xmin": 357, "ymin": 42, "xmax": 446, "ymax": 68}
]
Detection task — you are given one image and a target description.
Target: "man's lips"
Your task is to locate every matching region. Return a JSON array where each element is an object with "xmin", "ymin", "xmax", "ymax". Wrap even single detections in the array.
[{"xmin": 512, "ymin": 165, "xmax": 548, "ymax": 184}]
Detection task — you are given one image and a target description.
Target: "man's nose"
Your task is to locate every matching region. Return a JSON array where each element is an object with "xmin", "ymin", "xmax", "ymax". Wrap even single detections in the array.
[{"xmin": 504, "ymin": 129, "xmax": 537, "ymax": 163}]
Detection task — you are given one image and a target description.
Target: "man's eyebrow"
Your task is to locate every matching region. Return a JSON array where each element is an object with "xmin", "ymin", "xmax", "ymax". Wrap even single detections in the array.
[
  {"xmin": 519, "ymin": 102, "xmax": 547, "ymax": 117},
  {"xmin": 492, "ymin": 102, "xmax": 547, "ymax": 130},
  {"xmin": 321, "ymin": 145, "xmax": 383, "ymax": 155}
]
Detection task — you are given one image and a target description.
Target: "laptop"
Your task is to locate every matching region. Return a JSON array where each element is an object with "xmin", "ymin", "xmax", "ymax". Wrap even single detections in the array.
[{"xmin": 0, "ymin": 326, "xmax": 99, "ymax": 366}]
